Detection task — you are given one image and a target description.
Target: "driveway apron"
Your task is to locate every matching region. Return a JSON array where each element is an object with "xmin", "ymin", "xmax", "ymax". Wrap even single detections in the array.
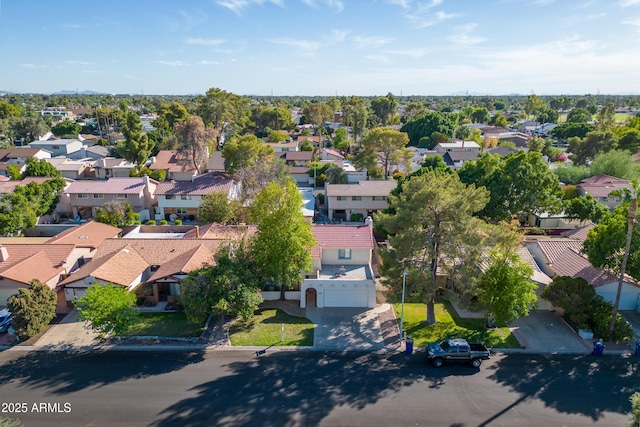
[
  {"xmin": 35, "ymin": 309, "xmax": 99, "ymax": 348},
  {"xmin": 306, "ymin": 307, "xmax": 385, "ymax": 350},
  {"xmin": 510, "ymin": 311, "xmax": 592, "ymax": 352}
]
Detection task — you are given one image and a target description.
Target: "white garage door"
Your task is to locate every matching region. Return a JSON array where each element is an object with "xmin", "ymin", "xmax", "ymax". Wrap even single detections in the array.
[
  {"xmin": 323, "ymin": 289, "xmax": 368, "ymax": 307},
  {"xmin": 598, "ymin": 292, "xmax": 638, "ymax": 311}
]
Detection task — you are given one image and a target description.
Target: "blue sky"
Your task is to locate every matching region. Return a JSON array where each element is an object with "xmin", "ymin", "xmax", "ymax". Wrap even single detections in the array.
[{"xmin": 1, "ymin": 0, "xmax": 640, "ymax": 96}]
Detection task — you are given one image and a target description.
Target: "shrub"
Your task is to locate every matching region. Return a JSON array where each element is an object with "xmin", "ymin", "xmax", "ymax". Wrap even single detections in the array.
[
  {"xmin": 7, "ymin": 280, "xmax": 57, "ymax": 340},
  {"xmin": 350, "ymin": 213, "xmax": 364, "ymax": 222},
  {"xmin": 147, "ymin": 220, "xmax": 156, "ymax": 225},
  {"xmin": 160, "ymin": 220, "xmax": 168, "ymax": 225},
  {"xmin": 556, "ymin": 154, "xmax": 568, "ymax": 162},
  {"xmin": 316, "ymin": 193, "xmax": 325, "ymax": 205},
  {"xmin": 523, "ymin": 227, "xmax": 546, "ymax": 235},
  {"xmin": 174, "ymin": 219, "xmax": 182, "ymax": 225}
]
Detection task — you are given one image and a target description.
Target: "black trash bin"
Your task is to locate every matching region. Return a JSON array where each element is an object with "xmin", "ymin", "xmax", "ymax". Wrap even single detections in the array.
[
  {"xmin": 593, "ymin": 340, "xmax": 605, "ymax": 357},
  {"xmin": 405, "ymin": 337, "xmax": 414, "ymax": 355},
  {"xmin": 635, "ymin": 341, "xmax": 640, "ymax": 357}
]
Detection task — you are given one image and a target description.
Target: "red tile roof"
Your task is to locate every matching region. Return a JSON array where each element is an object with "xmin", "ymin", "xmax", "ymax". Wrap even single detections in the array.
[
  {"xmin": 560, "ymin": 224, "xmax": 595, "ymax": 241},
  {"xmin": 537, "ymin": 240, "xmax": 583, "ymax": 264},
  {"xmin": 93, "ymin": 238, "xmax": 227, "ymax": 265},
  {"xmin": 0, "ymin": 244, "xmax": 75, "ymax": 286},
  {"xmin": 577, "ymin": 175, "xmax": 632, "ymax": 198},
  {"xmin": 66, "ymin": 177, "xmax": 155, "ymax": 194},
  {"xmin": 147, "ymin": 244, "xmax": 214, "ymax": 282},
  {"xmin": 0, "ymin": 177, "xmax": 56, "ymax": 195},
  {"xmin": 150, "ymin": 150, "xmax": 196, "ymax": 173},
  {"xmin": 548, "ymin": 247, "xmax": 637, "ymax": 288},
  {"xmin": 311, "ymin": 225, "xmax": 374, "ymax": 258}
]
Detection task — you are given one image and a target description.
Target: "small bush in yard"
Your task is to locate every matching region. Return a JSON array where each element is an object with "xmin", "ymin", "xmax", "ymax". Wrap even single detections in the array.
[
  {"xmin": 160, "ymin": 220, "xmax": 168, "ymax": 225},
  {"xmin": 8, "ymin": 279, "xmax": 57, "ymax": 340},
  {"xmin": 174, "ymin": 219, "xmax": 182, "ymax": 225}
]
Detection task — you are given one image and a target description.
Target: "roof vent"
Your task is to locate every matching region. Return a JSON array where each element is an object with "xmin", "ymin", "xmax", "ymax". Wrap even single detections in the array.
[{"xmin": 121, "ymin": 249, "xmax": 129, "ymax": 253}]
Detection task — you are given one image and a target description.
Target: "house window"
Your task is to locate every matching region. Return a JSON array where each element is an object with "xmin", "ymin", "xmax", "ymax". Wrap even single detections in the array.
[
  {"xmin": 114, "ymin": 194, "xmax": 128, "ymax": 199},
  {"xmin": 177, "ymin": 208, "xmax": 188, "ymax": 214},
  {"xmin": 373, "ymin": 196, "xmax": 386, "ymax": 201},
  {"xmin": 77, "ymin": 193, "xmax": 88, "ymax": 199},
  {"xmin": 337, "ymin": 196, "xmax": 347, "ymax": 201},
  {"xmin": 52, "ymin": 145, "xmax": 60, "ymax": 150},
  {"xmin": 338, "ymin": 249, "xmax": 352, "ymax": 260},
  {"xmin": 166, "ymin": 195, "xmax": 175, "ymax": 200},
  {"xmin": 180, "ymin": 195, "xmax": 190, "ymax": 200},
  {"xmin": 352, "ymin": 196, "xmax": 362, "ymax": 201},
  {"xmin": 93, "ymin": 194, "xmax": 104, "ymax": 199},
  {"xmin": 446, "ymin": 148, "xmax": 453, "ymax": 152}
]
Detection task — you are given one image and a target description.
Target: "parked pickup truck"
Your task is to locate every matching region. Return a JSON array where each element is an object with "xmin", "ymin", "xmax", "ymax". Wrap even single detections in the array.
[{"xmin": 426, "ymin": 338, "xmax": 491, "ymax": 368}]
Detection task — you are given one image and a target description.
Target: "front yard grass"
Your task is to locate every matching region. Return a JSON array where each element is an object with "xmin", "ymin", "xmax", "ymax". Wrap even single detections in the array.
[
  {"xmin": 229, "ymin": 309, "xmax": 314, "ymax": 346},
  {"xmin": 393, "ymin": 301, "xmax": 520, "ymax": 349},
  {"xmin": 121, "ymin": 312, "xmax": 203, "ymax": 337}
]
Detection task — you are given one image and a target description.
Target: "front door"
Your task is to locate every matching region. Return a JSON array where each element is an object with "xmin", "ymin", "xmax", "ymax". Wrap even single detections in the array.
[{"xmin": 305, "ymin": 288, "xmax": 317, "ymax": 308}]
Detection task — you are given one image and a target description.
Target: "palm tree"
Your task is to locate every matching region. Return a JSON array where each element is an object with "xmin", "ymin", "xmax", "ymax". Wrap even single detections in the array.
[{"xmin": 608, "ymin": 180, "xmax": 640, "ymax": 339}]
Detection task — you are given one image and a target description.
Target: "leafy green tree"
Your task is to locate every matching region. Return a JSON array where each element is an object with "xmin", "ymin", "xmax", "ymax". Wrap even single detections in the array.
[
  {"xmin": 583, "ymin": 184, "xmax": 640, "ymax": 339},
  {"xmin": 354, "ymin": 127, "xmax": 410, "ymax": 178},
  {"xmin": 589, "ymin": 150, "xmax": 638, "ymax": 180},
  {"xmin": 331, "ymin": 127, "xmax": 347, "ymax": 151},
  {"xmin": 563, "ymin": 194, "xmax": 609, "ymax": 224},
  {"xmin": 617, "ymin": 128, "xmax": 640, "ymax": 153},
  {"xmin": 567, "ymin": 108, "xmax": 591, "ymax": 123},
  {"xmin": 470, "ymin": 107, "xmax": 490, "ymax": 124},
  {"xmin": 22, "ymin": 158, "xmax": 61, "ymax": 178},
  {"xmin": 479, "ymin": 249, "xmax": 537, "ymax": 327},
  {"xmin": 268, "ymin": 130, "xmax": 289, "ymax": 142},
  {"xmin": 550, "ymin": 122, "xmax": 594, "ymax": 140},
  {"xmin": 595, "ymin": 104, "xmax": 616, "ymax": 132},
  {"xmin": 493, "ymin": 100, "xmax": 506, "ymax": 111},
  {"xmin": 370, "ymin": 93, "xmax": 398, "ymax": 126},
  {"xmin": 6, "ymin": 164, "xmax": 21, "ymax": 180},
  {"xmin": 175, "ymin": 116, "xmax": 215, "ymax": 174},
  {"xmin": 94, "ymin": 201, "xmax": 137, "ymax": 227},
  {"xmin": 7, "ymin": 279, "xmax": 57, "ymax": 340},
  {"xmin": 199, "ymin": 192, "xmax": 241, "ymax": 224},
  {"xmin": 523, "ymin": 94, "xmax": 546, "ymax": 117},
  {"xmin": 488, "ymin": 113, "xmax": 508, "ymax": 128},
  {"xmin": 458, "ymin": 151, "xmax": 563, "ymax": 222},
  {"xmin": 222, "ymin": 134, "xmax": 274, "ymax": 175},
  {"xmin": 51, "ymin": 120, "xmax": 82, "ymax": 138},
  {"xmin": 249, "ymin": 180, "xmax": 316, "ymax": 299},
  {"xmin": 303, "ymin": 103, "xmax": 333, "ymax": 129},
  {"xmin": 116, "ymin": 111, "xmax": 155, "ymax": 166},
  {"xmin": 257, "ymin": 106, "xmax": 295, "ymax": 133},
  {"xmin": 234, "ymin": 157, "xmax": 288, "ymax": 202},
  {"xmin": 0, "ymin": 101, "xmax": 21, "ymax": 119},
  {"xmin": 75, "ymin": 284, "xmax": 139, "ymax": 335},
  {"xmin": 401, "ymin": 111, "xmax": 458, "ymax": 148},
  {"xmin": 342, "ymin": 96, "xmax": 368, "ymax": 147},
  {"xmin": 324, "ymin": 166, "xmax": 348, "ymax": 184},
  {"xmin": 402, "ymin": 102, "xmax": 427, "ymax": 123},
  {"xmin": 527, "ymin": 135, "xmax": 545, "ymax": 152},
  {"xmin": 569, "ymin": 131, "xmax": 618, "ymax": 165},
  {"xmin": 180, "ymin": 245, "xmax": 262, "ymax": 324},
  {"xmin": 129, "ymin": 166, "xmax": 166, "ymax": 182},
  {"xmin": 376, "ymin": 172, "xmax": 490, "ymax": 324},
  {"xmin": 553, "ymin": 165, "xmax": 592, "ymax": 185},
  {"xmin": 198, "ymin": 87, "xmax": 251, "ymax": 147}
]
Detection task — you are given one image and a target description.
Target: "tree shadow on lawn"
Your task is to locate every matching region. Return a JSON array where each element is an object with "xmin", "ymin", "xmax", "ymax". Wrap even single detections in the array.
[
  {"xmin": 486, "ymin": 354, "xmax": 637, "ymax": 422},
  {"xmin": 0, "ymin": 346, "xmax": 205, "ymax": 395},
  {"xmin": 151, "ymin": 351, "xmax": 477, "ymax": 427}
]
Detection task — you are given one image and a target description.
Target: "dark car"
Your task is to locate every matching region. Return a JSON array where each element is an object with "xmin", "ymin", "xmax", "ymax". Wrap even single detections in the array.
[
  {"xmin": 426, "ymin": 338, "xmax": 491, "ymax": 368},
  {"xmin": 0, "ymin": 308, "xmax": 12, "ymax": 333}
]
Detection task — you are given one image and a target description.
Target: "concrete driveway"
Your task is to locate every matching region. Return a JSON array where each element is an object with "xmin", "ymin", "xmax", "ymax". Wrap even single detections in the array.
[
  {"xmin": 35, "ymin": 309, "xmax": 99, "ymax": 348},
  {"xmin": 306, "ymin": 306, "xmax": 385, "ymax": 351},
  {"xmin": 510, "ymin": 311, "xmax": 592, "ymax": 353},
  {"xmin": 622, "ymin": 311, "xmax": 640, "ymax": 339}
]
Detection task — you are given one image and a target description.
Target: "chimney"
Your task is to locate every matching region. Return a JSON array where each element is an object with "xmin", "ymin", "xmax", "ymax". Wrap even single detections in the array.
[
  {"xmin": 0, "ymin": 246, "xmax": 8, "ymax": 262},
  {"xmin": 195, "ymin": 226, "xmax": 200, "ymax": 238}
]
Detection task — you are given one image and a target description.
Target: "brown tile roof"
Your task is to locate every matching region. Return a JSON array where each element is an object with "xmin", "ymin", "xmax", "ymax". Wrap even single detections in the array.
[
  {"xmin": 282, "ymin": 151, "xmax": 313, "ymax": 162},
  {"xmin": 65, "ymin": 177, "xmax": 155, "ymax": 194},
  {"xmin": 0, "ymin": 177, "xmax": 56, "ymax": 195},
  {"xmin": 155, "ymin": 172, "xmax": 236, "ymax": 196},
  {"xmin": 207, "ymin": 151, "xmax": 225, "ymax": 172},
  {"xmin": 560, "ymin": 224, "xmax": 595, "ymax": 241},
  {"xmin": 289, "ymin": 166, "xmax": 310, "ymax": 174},
  {"xmin": 149, "ymin": 150, "xmax": 195, "ymax": 173},
  {"xmin": 319, "ymin": 148, "xmax": 345, "ymax": 159},
  {"xmin": 182, "ymin": 223, "xmax": 256, "ymax": 240},
  {"xmin": 311, "ymin": 225, "xmax": 373, "ymax": 258},
  {"xmin": 548, "ymin": 247, "xmax": 637, "ymax": 287},
  {"xmin": 58, "ymin": 245, "xmax": 149, "ymax": 287},
  {"xmin": 147, "ymin": 244, "xmax": 214, "ymax": 282},
  {"xmin": 46, "ymin": 221, "xmax": 122, "ymax": 249},
  {"xmin": 537, "ymin": 239, "xmax": 584, "ymax": 264},
  {"xmin": 0, "ymin": 244, "xmax": 75, "ymax": 286},
  {"xmin": 326, "ymin": 180, "xmax": 397, "ymax": 197},
  {"xmin": 93, "ymin": 238, "xmax": 227, "ymax": 265},
  {"xmin": 577, "ymin": 175, "xmax": 632, "ymax": 198}
]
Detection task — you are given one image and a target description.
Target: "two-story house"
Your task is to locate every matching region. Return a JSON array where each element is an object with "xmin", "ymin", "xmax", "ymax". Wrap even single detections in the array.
[
  {"xmin": 63, "ymin": 176, "xmax": 158, "ymax": 221},
  {"xmin": 433, "ymin": 140, "xmax": 481, "ymax": 170},
  {"xmin": 300, "ymin": 225, "xmax": 376, "ymax": 308},
  {"xmin": 263, "ymin": 140, "xmax": 299, "ymax": 153},
  {"xmin": 325, "ymin": 180, "xmax": 397, "ymax": 222},
  {"xmin": 0, "ymin": 148, "xmax": 52, "ymax": 177},
  {"xmin": 576, "ymin": 175, "xmax": 632, "ymax": 211},
  {"xmin": 149, "ymin": 150, "xmax": 199, "ymax": 181},
  {"xmin": 278, "ymin": 151, "xmax": 313, "ymax": 185},
  {"xmin": 154, "ymin": 172, "xmax": 241, "ymax": 221},
  {"xmin": 93, "ymin": 157, "xmax": 137, "ymax": 178},
  {"xmin": 28, "ymin": 139, "xmax": 84, "ymax": 158}
]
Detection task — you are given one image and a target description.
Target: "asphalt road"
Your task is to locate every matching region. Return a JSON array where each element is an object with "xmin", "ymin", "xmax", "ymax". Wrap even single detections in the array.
[{"xmin": 0, "ymin": 349, "xmax": 635, "ymax": 427}]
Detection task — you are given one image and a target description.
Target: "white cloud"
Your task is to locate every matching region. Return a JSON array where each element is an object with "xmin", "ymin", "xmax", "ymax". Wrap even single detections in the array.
[
  {"xmin": 531, "ymin": 0, "xmax": 555, "ymax": 5},
  {"xmin": 65, "ymin": 60, "xmax": 94, "ymax": 65},
  {"xmin": 448, "ymin": 23, "xmax": 486, "ymax": 45},
  {"xmin": 60, "ymin": 23, "xmax": 84, "ymax": 29},
  {"xmin": 623, "ymin": 16, "xmax": 640, "ymax": 25},
  {"xmin": 383, "ymin": 48, "xmax": 427, "ymax": 58},
  {"xmin": 268, "ymin": 38, "xmax": 322, "ymax": 55},
  {"xmin": 325, "ymin": 29, "xmax": 349, "ymax": 44},
  {"xmin": 217, "ymin": 0, "xmax": 285, "ymax": 15},
  {"xmin": 156, "ymin": 60, "xmax": 189, "ymax": 66},
  {"xmin": 197, "ymin": 60, "xmax": 221, "ymax": 65},
  {"xmin": 81, "ymin": 70, "xmax": 103, "ymax": 74},
  {"xmin": 364, "ymin": 55, "xmax": 390, "ymax": 63},
  {"xmin": 21, "ymin": 64, "xmax": 46, "ymax": 69},
  {"xmin": 184, "ymin": 38, "xmax": 226, "ymax": 46},
  {"xmin": 353, "ymin": 35, "xmax": 393, "ymax": 49},
  {"xmin": 406, "ymin": 10, "xmax": 457, "ymax": 29},
  {"xmin": 620, "ymin": 0, "xmax": 640, "ymax": 6},
  {"xmin": 301, "ymin": 0, "xmax": 344, "ymax": 13}
]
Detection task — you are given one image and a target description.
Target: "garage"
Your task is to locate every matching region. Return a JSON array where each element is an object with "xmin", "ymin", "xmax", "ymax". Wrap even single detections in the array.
[
  {"xmin": 323, "ymin": 289, "xmax": 368, "ymax": 308},
  {"xmin": 597, "ymin": 292, "xmax": 638, "ymax": 311}
]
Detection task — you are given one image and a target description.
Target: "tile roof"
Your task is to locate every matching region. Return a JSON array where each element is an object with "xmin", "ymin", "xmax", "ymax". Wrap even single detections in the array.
[
  {"xmin": 147, "ymin": 244, "xmax": 215, "ymax": 282},
  {"xmin": 311, "ymin": 225, "xmax": 374, "ymax": 258},
  {"xmin": 443, "ymin": 151, "xmax": 480, "ymax": 163},
  {"xmin": 537, "ymin": 239, "xmax": 584, "ymax": 264},
  {"xmin": 149, "ymin": 150, "xmax": 195, "ymax": 173},
  {"xmin": 319, "ymin": 148, "xmax": 345, "ymax": 159},
  {"xmin": 548, "ymin": 247, "xmax": 636, "ymax": 288},
  {"xmin": 326, "ymin": 180, "xmax": 397, "ymax": 197},
  {"xmin": 0, "ymin": 244, "xmax": 75, "ymax": 285},
  {"xmin": 46, "ymin": 221, "xmax": 122, "ymax": 249},
  {"xmin": 577, "ymin": 175, "xmax": 632, "ymax": 198},
  {"xmin": 280, "ymin": 151, "xmax": 313, "ymax": 162},
  {"xmin": 155, "ymin": 172, "xmax": 235, "ymax": 196},
  {"xmin": 560, "ymin": 224, "xmax": 595, "ymax": 241},
  {"xmin": 58, "ymin": 245, "xmax": 149, "ymax": 287},
  {"xmin": 65, "ymin": 177, "xmax": 154, "ymax": 194},
  {"xmin": 92, "ymin": 238, "xmax": 227, "ymax": 265},
  {"xmin": 0, "ymin": 177, "xmax": 56, "ymax": 195},
  {"xmin": 207, "ymin": 151, "xmax": 225, "ymax": 171}
]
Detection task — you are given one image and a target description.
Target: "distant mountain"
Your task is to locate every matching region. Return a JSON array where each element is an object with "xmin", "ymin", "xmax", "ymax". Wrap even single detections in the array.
[{"xmin": 54, "ymin": 90, "xmax": 107, "ymax": 95}]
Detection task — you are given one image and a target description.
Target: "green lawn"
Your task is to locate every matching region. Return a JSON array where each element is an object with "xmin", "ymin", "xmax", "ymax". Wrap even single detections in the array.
[
  {"xmin": 229, "ymin": 309, "xmax": 314, "ymax": 346},
  {"xmin": 393, "ymin": 301, "xmax": 520, "ymax": 349},
  {"xmin": 122, "ymin": 312, "xmax": 203, "ymax": 337}
]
